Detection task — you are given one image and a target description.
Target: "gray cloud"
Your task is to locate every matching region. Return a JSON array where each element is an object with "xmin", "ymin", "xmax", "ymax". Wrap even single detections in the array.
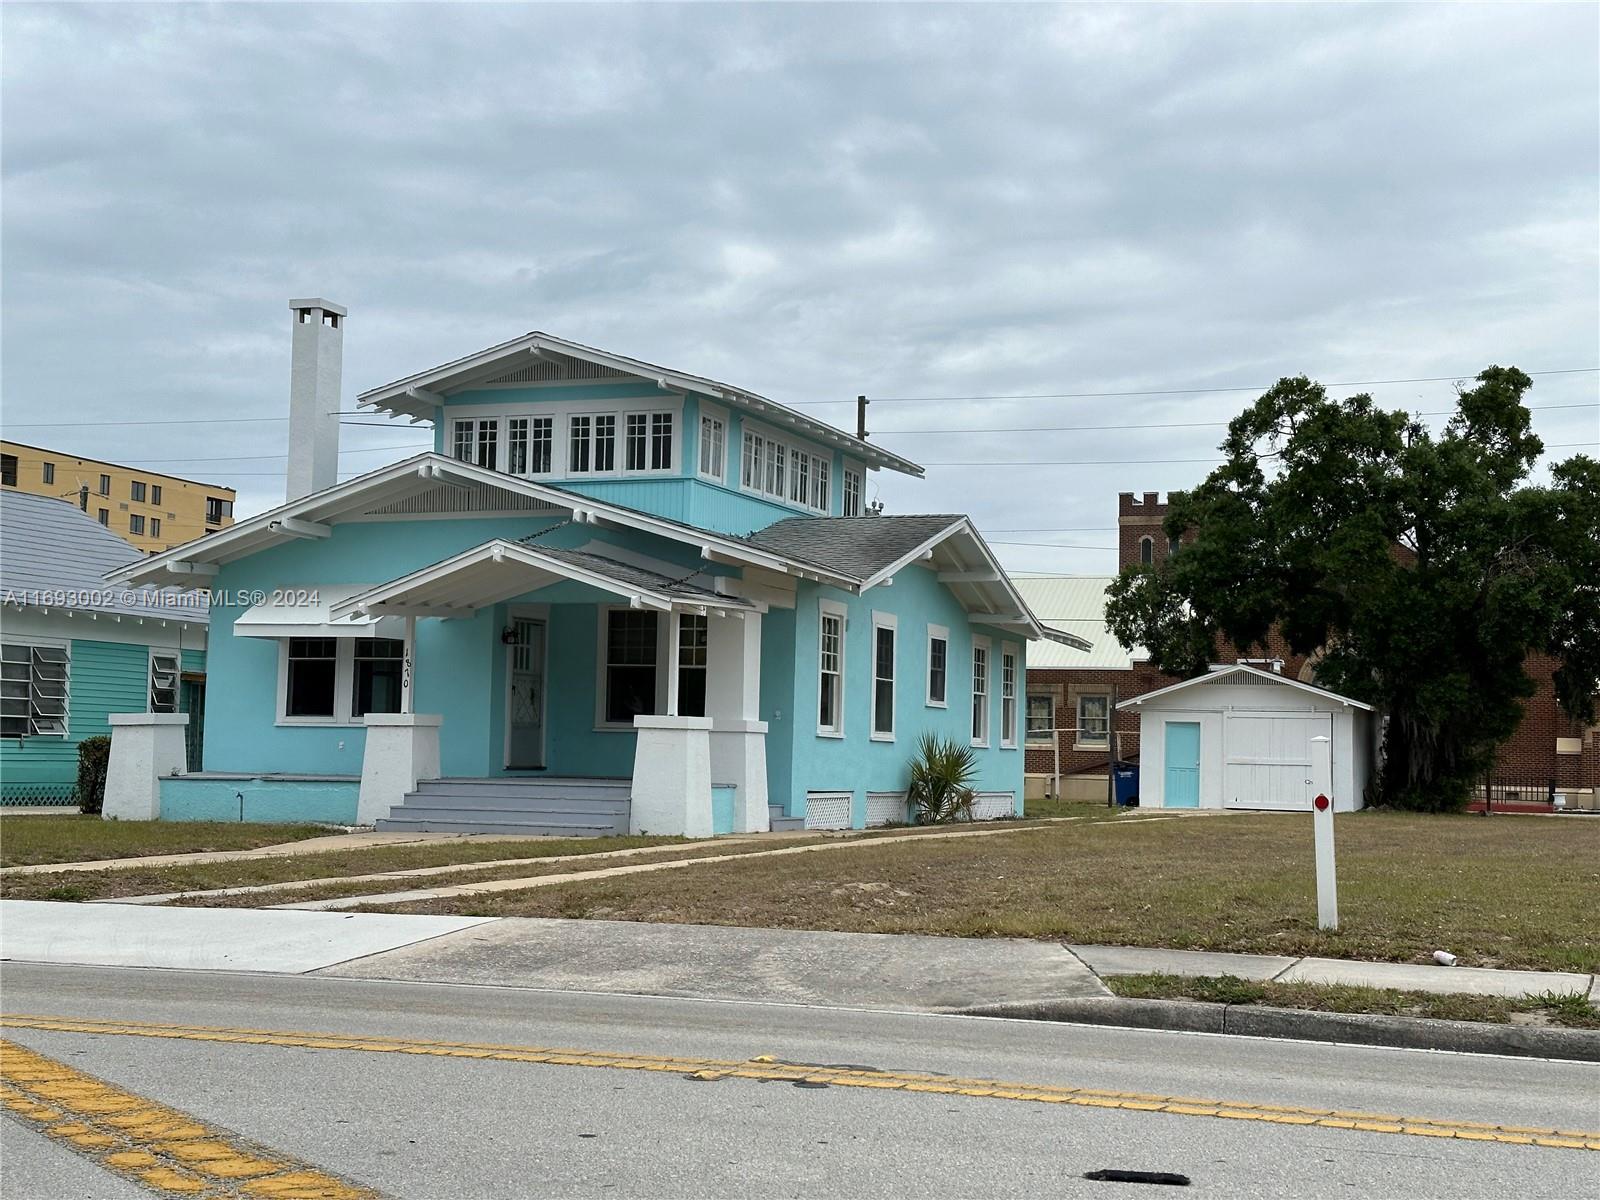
[{"xmin": 3, "ymin": 2, "xmax": 1596, "ymax": 572}]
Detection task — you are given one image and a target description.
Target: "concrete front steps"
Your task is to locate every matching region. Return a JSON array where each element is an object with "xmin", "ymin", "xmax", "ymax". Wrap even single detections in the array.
[
  {"xmin": 376, "ymin": 778, "xmax": 632, "ymax": 837},
  {"xmin": 769, "ymin": 805, "xmax": 805, "ymax": 833}
]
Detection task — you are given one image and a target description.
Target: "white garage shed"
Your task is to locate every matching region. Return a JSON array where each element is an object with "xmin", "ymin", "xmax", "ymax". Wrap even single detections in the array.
[{"xmin": 1120, "ymin": 664, "xmax": 1375, "ymax": 812}]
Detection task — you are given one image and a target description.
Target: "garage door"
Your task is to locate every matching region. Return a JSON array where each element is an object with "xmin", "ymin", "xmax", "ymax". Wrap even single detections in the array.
[{"xmin": 1223, "ymin": 712, "xmax": 1330, "ymax": 810}]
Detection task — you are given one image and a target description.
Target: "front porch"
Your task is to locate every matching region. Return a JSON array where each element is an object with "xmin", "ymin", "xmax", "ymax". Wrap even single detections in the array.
[{"xmin": 332, "ymin": 537, "xmax": 774, "ymax": 837}]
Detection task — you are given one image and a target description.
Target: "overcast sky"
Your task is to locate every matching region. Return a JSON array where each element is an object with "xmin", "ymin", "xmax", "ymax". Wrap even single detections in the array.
[{"xmin": 4, "ymin": 2, "xmax": 1596, "ymax": 575}]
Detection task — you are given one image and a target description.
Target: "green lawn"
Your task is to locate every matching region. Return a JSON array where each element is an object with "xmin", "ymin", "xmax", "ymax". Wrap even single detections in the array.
[
  {"xmin": 0, "ymin": 815, "xmax": 329, "ymax": 868},
  {"xmin": 369, "ymin": 810, "xmax": 1600, "ymax": 973},
  {"xmin": 1106, "ymin": 972, "xmax": 1600, "ymax": 1029}
]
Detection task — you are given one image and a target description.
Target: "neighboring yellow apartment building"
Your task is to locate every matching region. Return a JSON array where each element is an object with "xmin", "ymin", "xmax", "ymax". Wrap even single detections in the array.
[{"xmin": 1, "ymin": 440, "xmax": 236, "ymax": 553}]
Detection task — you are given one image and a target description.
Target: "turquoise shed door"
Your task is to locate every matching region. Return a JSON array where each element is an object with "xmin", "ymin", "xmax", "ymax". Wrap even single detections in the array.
[{"xmin": 1164, "ymin": 722, "xmax": 1201, "ymax": 808}]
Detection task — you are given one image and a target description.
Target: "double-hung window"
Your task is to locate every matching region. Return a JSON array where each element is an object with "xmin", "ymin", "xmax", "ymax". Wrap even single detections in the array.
[
  {"xmin": 789, "ymin": 448, "xmax": 809, "ymax": 507},
  {"xmin": 353, "ymin": 640, "xmax": 405, "ymax": 718},
  {"xmin": 1, "ymin": 642, "xmax": 69, "ymax": 738},
  {"xmin": 699, "ymin": 414, "xmax": 725, "ymax": 480},
  {"xmin": 603, "ymin": 610, "xmax": 659, "ymax": 725},
  {"xmin": 971, "ymin": 637, "xmax": 990, "ymax": 746},
  {"xmin": 871, "ymin": 613, "xmax": 896, "ymax": 740},
  {"xmin": 1026, "ymin": 695, "xmax": 1055, "ymax": 743},
  {"xmin": 451, "ymin": 419, "xmax": 498, "ymax": 470},
  {"xmin": 1000, "ymin": 646, "xmax": 1018, "ymax": 748},
  {"xmin": 1077, "ymin": 694, "xmax": 1110, "ymax": 748},
  {"xmin": 129, "ymin": 514, "xmax": 146, "ymax": 536},
  {"xmin": 742, "ymin": 431, "xmax": 764, "ymax": 490},
  {"xmin": 284, "ymin": 638, "xmax": 338, "ymax": 719},
  {"xmin": 810, "ymin": 455, "xmax": 830, "ymax": 512},
  {"xmin": 506, "ymin": 418, "xmax": 530, "ymax": 475},
  {"xmin": 150, "ymin": 518, "xmax": 162, "ymax": 538},
  {"xmin": 504, "ymin": 416, "xmax": 553, "ymax": 475},
  {"xmin": 130, "ymin": 480, "xmax": 147, "ymax": 502},
  {"xmin": 625, "ymin": 414, "xmax": 649, "ymax": 472},
  {"xmin": 650, "ymin": 413, "xmax": 673, "ymax": 470},
  {"xmin": 149, "ymin": 651, "xmax": 179, "ymax": 714},
  {"xmin": 926, "ymin": 625, "xmax": 948, "ymax": 707},
  {"xmin": 818, "ymin": 601, "xmax": 845, "ymax": 736},
  {"xmin": 676, "ymin": 613, "xmax": 707, "ymax": 718},
  {"xmin": 151, "ymin": 484, "xmax": 162, "ymax": 506},
  {"xmin": 569, "ymin": 416, "xmax": 593, "ymax": 473},
  {"xmin": 843, "ymin": 468, "xmax": 862, "ymax": 517}
]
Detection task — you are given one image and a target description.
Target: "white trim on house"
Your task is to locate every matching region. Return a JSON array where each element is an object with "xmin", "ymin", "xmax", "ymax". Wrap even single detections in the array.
[
  {"xmin": 817, "ymin": 598, "xmax": 847, "ymax": 739},
  {"xmin": 925, "ymin": 623, "xmax": 949, "ymax": 708},
  {"xmin": 273, "ymin": 635, "xmax": 406, "ymax": 728},
  {"xmin": 697, "ymin": 403, "xmax": 729, "ymax": 484},
  {"xmin": 148, "ymin": 647, "xmax": 180, "ymax": 714},
  {"xmin": 443, "ymin": 395, "xmax": 683, "ymax": 484},
  {"xmin": 1116, "ymin": 662, "xmax": 1374, "ymax": 711},
  {"xmin": 870, "ymin": 610, "xmax": 898, "ymax": 742},
  {"xmin": 593, "ymin": 604, "xmax": 671, "ymax": 731},
  {"xmin": 0, "ymin": 635, "xmax": 70, "ymax": 739}
]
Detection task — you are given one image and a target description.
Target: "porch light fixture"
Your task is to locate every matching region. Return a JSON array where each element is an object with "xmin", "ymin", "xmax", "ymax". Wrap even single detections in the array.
[{"xmin": 500, "ymin": 626, "xmax": 519, "ymax": 645}]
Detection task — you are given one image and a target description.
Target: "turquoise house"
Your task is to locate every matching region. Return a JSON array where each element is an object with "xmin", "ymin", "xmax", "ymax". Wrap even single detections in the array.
[
  {"xmin": 107, "ymin": 308, "xmax": 1084, "ymax": 834},
  {"xmin": 1, "ymin": 491, "xmax": 207, "ymax": 805}
]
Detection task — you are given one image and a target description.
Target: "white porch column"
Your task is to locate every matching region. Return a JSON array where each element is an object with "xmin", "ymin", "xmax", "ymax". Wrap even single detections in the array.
[
  {"xmin": 357, "ymin": 713, "xmax": 442, "ymax": 826},
  {"xmin": 400, "ymin": 615, "xmax": 416, "ymax": 715},
  {"xmin": 707, "ymin": 610, "xmax": 769, "ymax": 833},
  {"xmin": 103, "ymin": 713, "xmax": 189, "ymax": 821},
  {"xmin": 630, "ymin": 715, "xmax": 714, "ymax": 837}
]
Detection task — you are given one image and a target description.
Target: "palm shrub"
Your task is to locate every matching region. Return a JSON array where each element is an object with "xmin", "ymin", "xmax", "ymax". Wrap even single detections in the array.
[
  {"xmin": 908, "ymin": 732, "xmax": 977, "ymax": 825},
  {"xmin": 76, "ymin": 735, "xmax": 112, "ymax": 815}
]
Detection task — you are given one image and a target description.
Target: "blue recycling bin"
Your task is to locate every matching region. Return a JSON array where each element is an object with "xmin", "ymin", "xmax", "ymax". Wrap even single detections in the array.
[{"xmin": 1113, "ymin": 762, "xmax": 1140, "ymax": 807}]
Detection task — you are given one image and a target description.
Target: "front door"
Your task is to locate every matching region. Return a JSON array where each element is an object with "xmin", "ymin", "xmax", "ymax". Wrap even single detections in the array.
[
  {"xmin": 1164, "ymin": 721, "xmax": 1201, "ymax": 808},
  {"xmin": 506, "ymin": 618, "xmax": 546, "ymax": 769}
]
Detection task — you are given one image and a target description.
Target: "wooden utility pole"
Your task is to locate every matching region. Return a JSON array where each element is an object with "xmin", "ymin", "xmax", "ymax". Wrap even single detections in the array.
[
  {"xmin": 856, "ymin": 395, "xmax": 869, "ymax": 441},
  {"xmin": 1106, "ymin": 683, "xmax": 1118, "ymax": 806}
]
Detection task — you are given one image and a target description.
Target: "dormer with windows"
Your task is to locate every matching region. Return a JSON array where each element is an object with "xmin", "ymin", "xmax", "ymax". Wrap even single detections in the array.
[{"xmin": 356, "ymin": 334, "xmax": 916, "ymax": 535}]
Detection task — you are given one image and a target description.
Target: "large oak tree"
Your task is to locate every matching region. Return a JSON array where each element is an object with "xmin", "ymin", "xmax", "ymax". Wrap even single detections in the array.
[{"xmin": 1104, "ymin": 367, "xmax": 1599, "ymax": 811}]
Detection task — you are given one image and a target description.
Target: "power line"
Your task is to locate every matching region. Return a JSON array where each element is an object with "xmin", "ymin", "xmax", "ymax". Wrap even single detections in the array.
[
  {"xmin": 805, "ymin": 367, "xmax": 1600, "ymax": 406},
  {"xmin": 922, "ymin": 441, "xmax": 1595, "ymax": 467}
]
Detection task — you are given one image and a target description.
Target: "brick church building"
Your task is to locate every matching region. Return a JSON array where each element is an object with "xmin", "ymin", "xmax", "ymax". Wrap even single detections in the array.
[{"xmin": 1018, "ymin": 493, "xmax": 1598, "ymax": 809}]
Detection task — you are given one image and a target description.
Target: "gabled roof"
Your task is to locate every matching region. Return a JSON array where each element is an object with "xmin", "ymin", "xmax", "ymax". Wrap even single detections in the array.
[
  {"xmin": 330, "ymin": 539, "xmax": 754, "ymax": 621},
  {"xmin": 1116, "ymin": 663, "xmax": 1373, "ymax": 710},
  {"xmin": 354, "ymin": 330, "xmax": 923, "ymax": 478},
  {"xmin": 0, "ymin": 492, "xmax": 207, "ymax": 625},
  {"xmin": 1013, "ymin": 575, "xmax": 1146, "ymax": 670}
]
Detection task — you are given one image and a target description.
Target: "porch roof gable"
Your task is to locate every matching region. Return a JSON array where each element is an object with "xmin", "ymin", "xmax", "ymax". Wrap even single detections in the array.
[
  {"xmin": 328, "ymin": 539, "xmax": 757, "ymax": 620},
  {"xmin": 1116, "ymin": 663, "xmax": 1373, "ymax": 710}
]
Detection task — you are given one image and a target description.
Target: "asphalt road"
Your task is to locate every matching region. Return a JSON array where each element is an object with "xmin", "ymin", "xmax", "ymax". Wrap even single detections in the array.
[{"xmin": 1, "ymin": 963, "xmax": 1595, "ymax": 1199}]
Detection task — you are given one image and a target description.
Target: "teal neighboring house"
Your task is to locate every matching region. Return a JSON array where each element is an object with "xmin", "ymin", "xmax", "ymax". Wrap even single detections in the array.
[
  {"xmin": 106, "ymin": 304, "xmax": 1085, "ymax": 834},
  {"xmin": 1, "ymin": 491, "xmax": 207, "ymax": 805}
]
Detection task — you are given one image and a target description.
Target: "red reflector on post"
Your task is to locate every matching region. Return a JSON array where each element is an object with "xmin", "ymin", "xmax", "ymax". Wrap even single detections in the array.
[{"xmin": 1314, "ymin": 794, "xmax": 1330, "ymax": 811}]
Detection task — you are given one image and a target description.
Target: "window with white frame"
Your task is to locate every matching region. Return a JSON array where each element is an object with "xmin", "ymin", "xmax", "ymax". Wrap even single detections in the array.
[
  {"xmin": 1, "ymin": 642, "xmax": 69, "ymax": 738},
  {"xmin": 926, "ymin": 624, "xmax": 948, "ymax": 707},
  {"xmin": 971, "ymin": 637, "xmax": 990, "ymax": 746},
  {"xmin": 149, "ymin": 650, "xmax": 179, "ymax": 713},
  {"xmin": 352, "ymin": 640, "xmax": 404, "ymax": 718},
  {"xmin": 279, "ymin": 638, "xmax": 403, "ymax": 724},
  {"xmin": 1026, "ymin": 694, "xmax": 1055, "ymax": 743},
  {"xmin": 789, "ymin": 447, "xmax": 809, "ymax": 507},
  {"xmin": 283, "ymin": 638, "xmax": 338, "ymax": 719},
  {"xmin": 451, "ymin": 419, "xmax": 498, "ymax": 470},
  {"xmin": 1000, "ymin": 645, "xmax": 1018, "ymax": 748},
  {"xmin": 506, "ymin": 418, "xmax": 530, "ymax": 475},
  {"xmin": 1077, "ymin": 694, "xmax": 1110, "ymax": 747},
  {"xmin": 843, "ymin": 467, "xmax": 862, "ymax": 517},
  {"xmin": 569, "ymin": 416, "xmax": 593, "ymax": 473},
  {"xmin": 677, "ymin": 612, "xmax": 707, "ymax": 718},
  {"xmin": 651, "ymin": 413, "xmax": 673, "ymax": 470},
  {"xmin": 527, "ymin": 416, "xmax": 553, "ymax": 474},
  {"xmin": 699, "ymin": 413, "xmax": 726, "ymax": 480},
  {"xmin": 625, "ymin": 413, "xmax": 649, "ymax": 472},
  {"xmin": 742, "ymin": 430, "xmax": 764, "ymax": 491},
  {"xmin": 811, "ymin": 455, "xmax": 830, "ymax": 512},
  {"xmin": 603, "ymin": 610, "xmax": 659, "ymax": 725},
  {"xmin": 871, "ymin": 613, "xmax": 896, "ymax": 740},
  {"xmin": 818, "ymin": 601, "xmax": 845, "ymax": 736},
  {"xmin": 765, "ymin": 435, "xmax": 786, "ymax": 497}
]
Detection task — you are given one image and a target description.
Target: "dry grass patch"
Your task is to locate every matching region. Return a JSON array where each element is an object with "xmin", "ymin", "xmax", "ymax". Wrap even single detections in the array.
[
  {"xmin": 0, "ymin": 815, "xmax": 327, "ymax": 868},
  {"xmin": 370, "ymin": 811, "xmax": 1599, "ymax": 973},
  {"xmin": 1107, "ymin": 972, "xmax": 1600, "ymax": 1029}
]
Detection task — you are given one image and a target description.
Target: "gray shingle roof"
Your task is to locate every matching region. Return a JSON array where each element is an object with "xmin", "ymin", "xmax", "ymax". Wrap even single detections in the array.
[
  {"xmin": 0, "ymin": 491, "xmax": 208, "ymax": 623},
  {"xmin": 516, "ymin": 540, "xmax": 751, "ymax": 606},
  {"xmin": 741, "ymin": 515, "xmax": 964, "ymax": 581}
]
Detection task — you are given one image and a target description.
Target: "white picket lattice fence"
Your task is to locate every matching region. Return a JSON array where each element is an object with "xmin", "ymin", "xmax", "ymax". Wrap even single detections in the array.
[
  {"xmin": 866, "ymin": 792, "xmax": 908, "ymax": 827},
  {"xmin": 804, "ymin": 792, "xmax": 853, "ymax": 830},
  {"xmin": 971, "ymin": 792, "xmax": 1017, "ymax": 821}
]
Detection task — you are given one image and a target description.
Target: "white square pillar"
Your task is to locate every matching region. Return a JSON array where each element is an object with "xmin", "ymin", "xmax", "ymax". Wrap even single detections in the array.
[
  {"xmin": 706, "ymin": 610, "xmax": 769, "ymax": 832},
  {"xmin": 103, "ymin": 713, "xmax": 189, "ymax": 821},
  {"xmin": 630, "ymin": 715, "xmax": 714, "ymax": 837},
  {"xmin": 358, "ymin": 713, "xmax": 442, "ymax": 826}
]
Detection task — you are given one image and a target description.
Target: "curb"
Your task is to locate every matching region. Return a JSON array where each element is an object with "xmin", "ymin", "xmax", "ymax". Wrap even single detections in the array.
[{"xmin": 955, "ymin": 996, "xmax": 1600, "ymax": 1063}]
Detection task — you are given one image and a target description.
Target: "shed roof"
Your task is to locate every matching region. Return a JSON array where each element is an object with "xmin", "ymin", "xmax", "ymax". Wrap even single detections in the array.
[
  {"xmin": 0, "ymin": 492, "xmax": 207, "ymax": 624},
  {"xmin": 742, "ymin": 515, "xmax": 965, "ymax": 580},
  {"xmin": 1117, "ymin": 663, "xmax": 1373, "ymax": 710}
]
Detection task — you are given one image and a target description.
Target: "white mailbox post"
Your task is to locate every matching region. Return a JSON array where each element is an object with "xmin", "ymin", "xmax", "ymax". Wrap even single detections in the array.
[{"xmin": 1310, "ymin": 733, "xmax": 1338, "ymax": 929}]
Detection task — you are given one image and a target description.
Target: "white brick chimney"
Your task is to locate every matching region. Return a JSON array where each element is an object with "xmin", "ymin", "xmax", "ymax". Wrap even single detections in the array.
[{"xmin": 286, "ymin": 298, "xmax": 345, "ymax": 500}]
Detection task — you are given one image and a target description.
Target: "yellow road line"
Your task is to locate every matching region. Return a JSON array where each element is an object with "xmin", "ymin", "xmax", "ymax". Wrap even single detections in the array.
[
  {"xmin": 5, "ymin": 1013, "xmax": 1596, "ymax": 1152},
  {"xmin": 0, "ymin": 1038, "xmax": 382, "ymax": 1199}
]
